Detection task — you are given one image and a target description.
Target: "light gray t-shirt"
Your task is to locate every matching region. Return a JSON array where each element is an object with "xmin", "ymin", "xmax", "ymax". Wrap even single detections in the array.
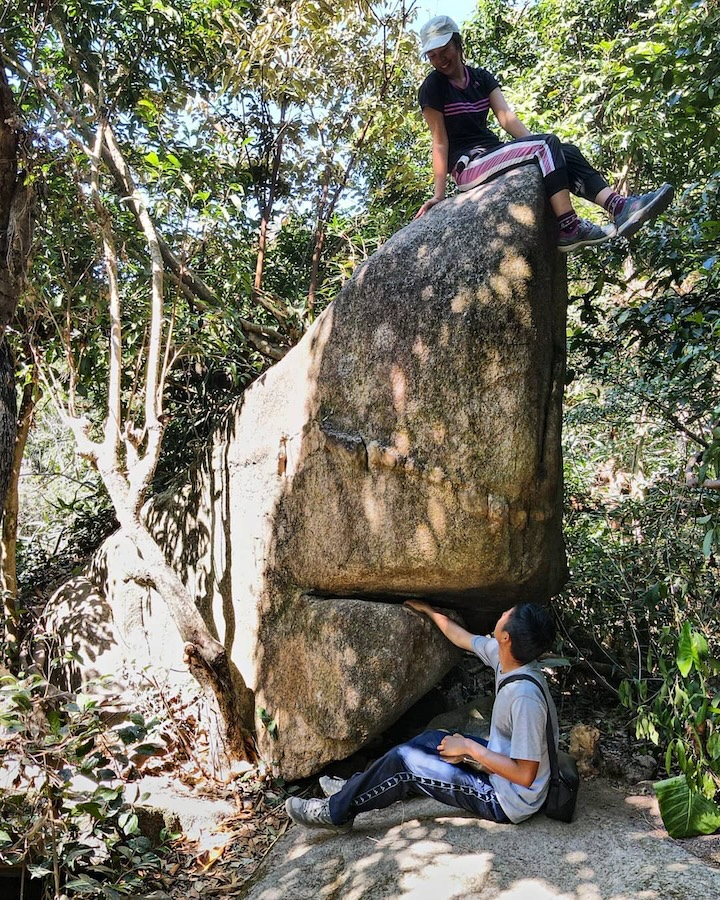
[{"xmin": 471, "ymin": 634, "xmax": 559, "ymax": 823}]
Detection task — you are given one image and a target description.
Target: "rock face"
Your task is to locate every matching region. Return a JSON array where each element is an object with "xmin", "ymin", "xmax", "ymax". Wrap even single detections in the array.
[{"xmin": 60, "ymin": 166, "xmax": 568, "ymax": 779}]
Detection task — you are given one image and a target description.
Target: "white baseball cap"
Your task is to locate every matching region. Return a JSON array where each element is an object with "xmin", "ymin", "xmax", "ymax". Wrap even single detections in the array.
[{"xmin": 419, "ymin": 15, "xmax": 460, "ymax": 56}]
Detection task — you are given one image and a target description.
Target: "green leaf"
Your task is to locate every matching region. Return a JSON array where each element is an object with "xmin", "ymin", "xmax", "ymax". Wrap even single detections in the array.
[
  {"xmin": 64, "ymin": 875, "xmax": 100, "ymax": 891},
  {"xmin": 676, "ymin": 740, "xmax": 688, "ymax": 771},
  {"xmin": 665, "ymin": 742, "xmax": 674, "ymax": 775},
  {"xmin": 703, "ymin": 528, "xmax": 716, "ymax": 557},
  {"xmin": 695, "ymin": 701, "xmax": 709, "ymax": 727},
  {"xmin": 654, "ymin": 775, "xmax": 720, "ymax": 838},
  {"xmin": 119, "ymin": 810, "xmax": 139, "ymax": 834},
  {"xmin": 619, "ymin": 680, "xmax": 631, "ymax": 707},
  {"xmin": 11, "ymin": 692, "xmax": 33, "ymax": 710},
  {"xmin": 677, "ymin": 622, "xmax": 695, "ymax": 677},
  {"xmin": 27, "ymin": 863, "xmax": 55, "ymax": 877},
  {"xmin": 692, "ymin": 630, "xmax": 709, "ymax": 661},
  {"xmin": 707, "ymin": 731, "xmax": 720, "ymax": 760}
]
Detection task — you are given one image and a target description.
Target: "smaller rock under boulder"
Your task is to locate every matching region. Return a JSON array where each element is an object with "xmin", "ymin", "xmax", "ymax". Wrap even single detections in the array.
[{"xmin": 257, "ymin": 596, "xmax": 461, "ymax": 776}]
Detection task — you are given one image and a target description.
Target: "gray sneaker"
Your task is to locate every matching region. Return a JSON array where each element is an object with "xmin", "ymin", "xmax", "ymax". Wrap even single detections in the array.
[
  {"xmin": 285, "ymin": 796, "xmax": 353, "ymax": 833},
  {"xmin": 614, "ymin": 183, "xmax": 674, "ymax": 238},
  {"xmin": 558, "ymin": 219, "xmax": 615, "ymax": 253},
  {"xmin": 319, "ymin": 775, "xmax": 347, "ymax": 797}
]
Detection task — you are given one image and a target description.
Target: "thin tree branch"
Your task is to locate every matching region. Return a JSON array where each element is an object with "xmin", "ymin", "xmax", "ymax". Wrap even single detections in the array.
[
  {"xmin": 89, "ymin": 121, "xmax": 122, "ymax": 457},
  {"xmin": 1, "ymin": 50, "xmax": 289, "ymax": 362}
]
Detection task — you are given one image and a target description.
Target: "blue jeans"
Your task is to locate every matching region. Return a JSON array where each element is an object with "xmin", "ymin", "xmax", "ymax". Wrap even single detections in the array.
[{"xmin": 328, "ymin": 729, "xmax": 510, "ymax": 826}]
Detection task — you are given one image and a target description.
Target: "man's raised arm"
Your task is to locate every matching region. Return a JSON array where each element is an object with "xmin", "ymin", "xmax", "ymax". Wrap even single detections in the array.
[{"xmin": 404, "ymin": 600, "xmax": 476, "ymax": 652}]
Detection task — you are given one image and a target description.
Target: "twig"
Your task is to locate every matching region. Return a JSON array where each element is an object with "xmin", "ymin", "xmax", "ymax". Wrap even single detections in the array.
[{"xmin": 553, "ymin": 611, "xmax": 622, "ymax": 695}]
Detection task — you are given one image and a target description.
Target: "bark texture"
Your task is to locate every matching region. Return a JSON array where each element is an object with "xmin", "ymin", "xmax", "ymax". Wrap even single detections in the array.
[
  {"xmin": 0, "ymin": 359, "xmax": 35, "ymax": 639},
  {"xmin": 0, "ymin": 69, "xmax": 33, "ymax": 338},
  {"xmin": 0, "ymin": 70, "xmax": 33, "ymax": 520},
  {"xmin": 0, "ymin": 340, "xmax": 16, "ymax": 520}
]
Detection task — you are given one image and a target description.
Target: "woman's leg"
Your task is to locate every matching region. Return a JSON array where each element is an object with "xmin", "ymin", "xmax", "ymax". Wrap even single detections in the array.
[
  {"xmin": 453, "ymin": 134, "xmax": 612, "ymax": 252},
  {"xmin": 454, "ymin": 133, "xmax": 570, "ymax": 199},
  {"xmin": 328, "ymin": 730, "xmax": 509, "ymax": 826},
  {"xmin": 549, "ymin": 142, "xmax": 674, "ymax": 236},
  {"xmin": 559, "ymin": 142, "xmax": 610, "ymax": 204},
  {"xmin": 455, "ymin": 136, "xmax": 672, "ymax": 244}
]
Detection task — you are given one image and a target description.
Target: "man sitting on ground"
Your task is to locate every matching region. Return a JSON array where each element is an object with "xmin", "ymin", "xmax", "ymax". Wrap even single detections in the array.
[{"xmin": 285, "ymin": 601, "xmax": 559, "ymax": 832}]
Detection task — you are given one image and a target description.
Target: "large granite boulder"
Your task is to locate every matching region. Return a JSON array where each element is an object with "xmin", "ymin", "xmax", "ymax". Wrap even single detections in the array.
[{"xmin": 54, "ymin": 166, "xmax": 568, "ymax": 779}]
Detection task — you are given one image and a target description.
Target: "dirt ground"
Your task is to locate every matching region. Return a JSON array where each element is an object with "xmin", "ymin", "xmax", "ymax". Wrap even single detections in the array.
[{"xmin": 150, "ymin": 659, "xmax": 720, "ymax": 898}]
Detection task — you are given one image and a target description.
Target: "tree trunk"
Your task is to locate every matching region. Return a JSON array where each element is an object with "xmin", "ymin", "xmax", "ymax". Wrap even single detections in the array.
[
  {"xmin": 0, "ymin": 71, "xmax": 19, "ymax": 522},
  {"xmin": 0, "ymin": 340, "xmax": 16, "ymax": 540},
  {"xmin": 251, "ymin": 100, "xmax": 287, "ymax": 304},
  {"xmin": 96, "ymin": 463, "xmax": 257, "ymax": 768},
  {"xmin": 128, "ymin": 519, "xmax": 257, "ymax": 767},
  {"xmin": 0, "ymin": 69, "xmax": 33, "ymax": 338},
  {"xmin": 0, "ymin": 69, "xmax": 33, "ymax": 520},
  {"xmin": 55, "ymin": 118, "xmax": 258, "ymax": 775},
  {"xmin": 1, "ymin": 358, "xmax": 37, "ymax": 647},
  {"xmin": 307, "ymin": 170, "xmax": 331, "ymax": 316}
]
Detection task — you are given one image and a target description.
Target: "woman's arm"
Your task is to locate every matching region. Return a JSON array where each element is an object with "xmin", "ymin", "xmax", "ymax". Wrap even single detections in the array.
[
  {"xmin": 415, "ymin": 106, "xmax": 450, "ymax": 218},
  {"xmin": 437, "ymin": 733, "xmax": 539, "ymax": 787},
  {"xmin": 489, "ymin": 87, "xmax": 532, "ymax": 139},
  {"xmin": 404, "ymin": 600, "xmax": 476, "ymax": 651}
]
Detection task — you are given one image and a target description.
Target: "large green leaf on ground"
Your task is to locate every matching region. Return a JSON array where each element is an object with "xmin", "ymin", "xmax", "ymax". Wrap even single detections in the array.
[{"xmin": 654, "ymin": 775, "xmax": 720, "ymax": 838}]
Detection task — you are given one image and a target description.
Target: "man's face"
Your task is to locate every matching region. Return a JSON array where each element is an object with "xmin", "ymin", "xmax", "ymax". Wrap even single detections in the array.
[
  {"xmin": 426, "ymin": 39, "xmax": 460, "ymax": 76},
  {"xmin": 494, "ymin": 607, "xmax": 514, "ymax": 643}
]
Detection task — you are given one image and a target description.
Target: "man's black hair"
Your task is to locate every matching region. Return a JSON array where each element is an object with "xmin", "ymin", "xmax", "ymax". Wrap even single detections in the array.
[
  {"xmin": 449, "ymin": 33, "xmax": 464, "ymax": 57},
  {"xmin": 505, "ymin": 603, "xmax": 556, "ymax": 664}
]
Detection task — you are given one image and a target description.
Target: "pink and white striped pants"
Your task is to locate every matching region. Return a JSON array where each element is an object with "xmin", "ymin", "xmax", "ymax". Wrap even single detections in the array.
[{"xmin": 453, "ymin": 133, "xmax": 608, "ymax": 201}]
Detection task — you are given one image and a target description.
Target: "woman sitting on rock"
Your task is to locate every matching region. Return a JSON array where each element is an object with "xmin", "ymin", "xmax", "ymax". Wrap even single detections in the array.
[{"xmin": 415, "ymin": 15, "xmax": 673, "ymax": 254}]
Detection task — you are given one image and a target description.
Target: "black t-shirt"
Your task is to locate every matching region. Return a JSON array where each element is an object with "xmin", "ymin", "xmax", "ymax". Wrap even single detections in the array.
[{"xmin": 418, "ymin": 66, "xmax": 503, "ymax": 171}]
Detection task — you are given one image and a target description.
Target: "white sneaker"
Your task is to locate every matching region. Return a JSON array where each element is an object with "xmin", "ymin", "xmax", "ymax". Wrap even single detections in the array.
[
  {"xmin": 319, "ymin": 775, "xmax": 347, "ymax": 797},
  {"xmin": 285, "ymin": 796, "xmax": 353, "ymax": 833}
]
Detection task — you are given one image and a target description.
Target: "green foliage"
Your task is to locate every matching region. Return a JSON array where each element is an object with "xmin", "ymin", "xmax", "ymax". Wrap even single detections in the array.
[
  {"xmin": 3, "ymin": 398, "xmax": 117, "ymax": 614},
  {"xmin": 654, "ymin": 774, "xmax": 720, "ymax": 839},
  {"xmin": 560, "ymin": 171, "xmax": 720, "ymax": 678},
  {"xmin": 4, "ymin": 0, "xmax": 426, "ymax": 504},
  {"xmin": 257, "ymin": 706, "xmax": 278, "ymax": 739},
  {"xmin": 625, "ymin": 620, "xmax": 720, "ymax": 837},
  {"xmin": 465, "ymin": 0, "xmax": 719, "ymax": 188},
  {"xmin": 0, "ymin": 670, "xmax": 174, "ymax": 898},
  {"xmin": 619, "ymin": 622, "xmax": 720, "ymax": 830},
  {"xmin": 562, "ymin": 385, "xmax": 719, "ymax": 681}
]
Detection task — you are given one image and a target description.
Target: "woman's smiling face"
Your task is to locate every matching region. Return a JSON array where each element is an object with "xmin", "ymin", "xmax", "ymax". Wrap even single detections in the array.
[{"xmin": 426, "ymin": 39, "xmax": 462, "ymax": 77}]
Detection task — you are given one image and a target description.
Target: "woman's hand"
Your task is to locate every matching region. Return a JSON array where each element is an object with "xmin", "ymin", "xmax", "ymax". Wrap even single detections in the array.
[{"xmin": 414, "ymin": 196, "xmax": 444, "ymax": 218}]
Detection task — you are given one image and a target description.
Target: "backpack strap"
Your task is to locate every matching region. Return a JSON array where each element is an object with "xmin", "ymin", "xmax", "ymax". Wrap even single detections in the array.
[{"xmin": 495, "ymin": 672, "xmax": 559, "ymax": 779}]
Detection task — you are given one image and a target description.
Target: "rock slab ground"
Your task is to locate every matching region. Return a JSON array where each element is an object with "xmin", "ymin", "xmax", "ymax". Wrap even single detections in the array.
[{"xmin": 239, "ymin": 778, "xmax": 720, "ymax": 899}]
